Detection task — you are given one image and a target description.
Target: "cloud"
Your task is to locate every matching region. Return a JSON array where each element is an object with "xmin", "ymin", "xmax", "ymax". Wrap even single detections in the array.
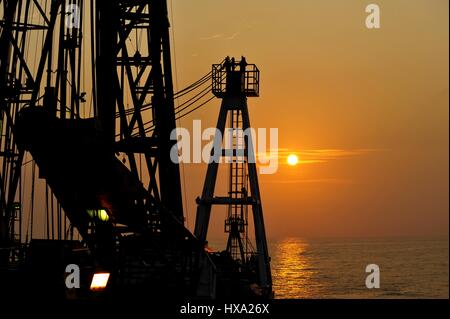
[
  {"xmin": 257, "ymin": 148, "xmax": 383, "ymax": 165},
  {"xmin": 257, "ymin": 148, "xmax": 383, "ymax": 184},
  {"xmin": 265, "ymin": 178, "xmax": 355, "ymax": 184},
  {"xmin": 200, "ymin": 33, "xmax": 224, "ymax": 40},
  {"xmin": 225, "ymin": 32, "xmax": 239, "ymax": 40},
  {"xmin": 200, "ymin": 32, "xmax": 239, "ymax": 41}
]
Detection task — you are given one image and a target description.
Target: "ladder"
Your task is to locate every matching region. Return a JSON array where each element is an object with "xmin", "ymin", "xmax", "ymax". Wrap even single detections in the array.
[{"xmin": 225, "ymin": 109, "xmax": 248, "ymax": 262}]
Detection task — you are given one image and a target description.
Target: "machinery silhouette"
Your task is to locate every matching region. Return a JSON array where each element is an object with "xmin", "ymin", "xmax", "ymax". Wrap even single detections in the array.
[{"xmin": 0, "ymin": 0, "xmax": 271, "ymax": 299}]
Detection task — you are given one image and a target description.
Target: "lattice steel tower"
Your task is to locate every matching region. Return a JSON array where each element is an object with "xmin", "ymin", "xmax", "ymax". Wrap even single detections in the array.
[
  {"xmin": 195, "ymin": 57, "xmax": 272, "ymax": 296},
  {"xmin": 0, "ymin": 0, "xmax": 197, "ymax": 297}
]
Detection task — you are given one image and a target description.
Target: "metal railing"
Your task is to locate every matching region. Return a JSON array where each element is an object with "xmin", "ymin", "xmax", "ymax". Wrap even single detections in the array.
[{"xmin": 212, "ymin": 58, "xmax": 259, "ymax": 98}]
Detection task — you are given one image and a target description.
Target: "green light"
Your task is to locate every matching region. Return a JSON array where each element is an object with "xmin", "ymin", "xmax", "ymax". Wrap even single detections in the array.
[
  {"xmin": 87, "ymin": 209, "xmax": 110, "ymax": 222},
  {"xmin": 98, "ymin": 209, "xmax": 109, "ymax": 222},
  {"xmin": 87, "ymin": 209, "xmax": 95, "ymax": 218}
]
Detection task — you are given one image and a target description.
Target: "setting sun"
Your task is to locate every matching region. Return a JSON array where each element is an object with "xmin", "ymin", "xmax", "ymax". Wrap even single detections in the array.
[{"xmin": 287, "ymin": 154, "xmax": 299, "ymax": 166}]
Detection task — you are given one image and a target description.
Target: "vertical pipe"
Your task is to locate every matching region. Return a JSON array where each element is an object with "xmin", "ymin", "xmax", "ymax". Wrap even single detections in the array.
[
  {"xmin": 51, "ymin": 190, "xmax": 54, "ymax": 240},
  {"xmin": 30, "ymin": 162, "xmax": 35, "ymax": 241},
  {"xmin": 95, "ymin": 0, "xmax": 118, "ymax": 146},
  {"xmin": 0, "ymin": 0, "xmax": 19, "ymax": 266},
  {"xmin": 152, "ymin": 0, "xmax": 184, "ymax": 221},
  {"xmin": 57, "ymin": 203, "xmax": 61, "ymax": 240},
  {"xmin": 76, "ymin": 0, "xmax": 84, "ymax": 117},
  {"xmin": 45, "ymin": 183, "xmax": 49, "ymax": 239},
  {"xmin": 90, "ymin": 0, "xmax": 97, "ymax": 117},
  {"xmin": 56, "ymin": 0, "xmax": 66, "ymax": 119}
]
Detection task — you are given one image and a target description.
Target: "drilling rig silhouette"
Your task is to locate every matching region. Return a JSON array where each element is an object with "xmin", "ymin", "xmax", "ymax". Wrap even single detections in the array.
[{"xmin": 0, "ymin": 0, "xmax": 271, "ymax": 300}]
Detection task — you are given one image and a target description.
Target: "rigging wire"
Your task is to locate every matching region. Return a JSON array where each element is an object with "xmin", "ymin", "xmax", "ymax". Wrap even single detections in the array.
[
  {"xmin": 136, "ymin": 84, "xmax": 212, "ymax": 130},
  {"xmin": 173, "ymin": 72, "xmax": 212, "ymax": 98},
  {"xmin": 174, "ymin": 84, "xmax": 212, "ymax": 115},
  {"xmin": 115, "ymin": 71, "xmax": 212, "ymax": 119},
  {"xmin": 135, "ymin": 94, "xmax": 216, "ymax": 137},
  {"xmin": 126, "ymin": 77, "xmax": 215, "ymax": 138},
  {"xmin": 175, "ymin": 95, "xmax": 216, "ymax": 120}
]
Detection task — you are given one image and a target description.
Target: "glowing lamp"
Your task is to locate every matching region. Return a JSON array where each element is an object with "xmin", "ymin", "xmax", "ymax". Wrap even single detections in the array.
[
  {"xmin": 97, "ymin": 209, "xmax": 109, "ymax": 221},
  {"xmin": 90, "ymin": 273, "xmax": 110, "ymax": 291},
  {"xmin": 87, "ymin": 209, "xmax": 110, "ymax": 222}
]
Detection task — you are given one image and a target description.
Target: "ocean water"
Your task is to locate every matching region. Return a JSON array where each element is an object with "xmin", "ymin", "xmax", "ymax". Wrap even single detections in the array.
[{"xmin": 269, "ymin": 237, "xmax": 449, "ymax": 299}]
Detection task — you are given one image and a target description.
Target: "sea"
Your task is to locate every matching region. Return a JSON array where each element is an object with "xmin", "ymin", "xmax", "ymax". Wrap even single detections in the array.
[{"xmin": 269, "ymin": 237, "xmax": 449, "ymax": 299}]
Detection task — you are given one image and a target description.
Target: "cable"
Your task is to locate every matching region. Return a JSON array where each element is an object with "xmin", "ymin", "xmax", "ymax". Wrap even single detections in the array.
[
  {"xmin": 127, "ymin": 83, "xmax": 213, "ymax": 137},
  {"xmin": 174, "ymin": 85, "xmax": 212, "ymax": 115},
  {"xmin": 173, "ymin": 73, "xmax": 211, "ymax": 98},
  {"xmin": 136, "ymin": 92, "xmax": 214, "ymax": 136},
  {"xmin": 115, "ymin": 72, "xmax": 212, "ymax": 119},
  {"xmin": 136, "ymin": 94, "xmax": 216, "ymax": 137},
  {"xmin": 176, "ymin": 95, "xmax": 216, "ymax": 120}
]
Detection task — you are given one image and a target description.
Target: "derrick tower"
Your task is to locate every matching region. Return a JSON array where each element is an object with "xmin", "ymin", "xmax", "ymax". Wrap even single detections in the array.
[
  {"xmin": 0, "ymin": 0, "xmax": 198, "ymax": 297},
  {"xmin": 194, "ymin": 57, "xmax": 272, "ymax": 297},
  {"xmin": 0, "ymin": 1, "xmax": 272, "ymax": 299}
]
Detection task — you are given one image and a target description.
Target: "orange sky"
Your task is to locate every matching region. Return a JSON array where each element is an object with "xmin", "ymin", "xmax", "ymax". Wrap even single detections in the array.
[
  {"xmin": 9, "ymin": 0, "xmax": 448, "ymax": 241},
  {"xmin": 169, "ymin": 0, "xmax": 449, "ymax": 239}
]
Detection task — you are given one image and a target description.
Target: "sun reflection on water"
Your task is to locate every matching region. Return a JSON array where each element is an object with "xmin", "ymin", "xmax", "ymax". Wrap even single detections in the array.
[
  {"xmin": 271, "ymin": 238, "xmax": 449, "ymax": 299},
  {"xmin": 271, "ymin": 238, "xmax": 322, "ymax": 298}
]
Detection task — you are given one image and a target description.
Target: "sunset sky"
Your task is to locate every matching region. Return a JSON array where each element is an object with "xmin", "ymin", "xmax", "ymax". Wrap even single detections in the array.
[
  {"xmin": 169, "ymin": 0, "xmax": 449, "ymax": 239},
  {"xmin": 2, "ymin": 0, "xmax": 447, "ymax": 301}
]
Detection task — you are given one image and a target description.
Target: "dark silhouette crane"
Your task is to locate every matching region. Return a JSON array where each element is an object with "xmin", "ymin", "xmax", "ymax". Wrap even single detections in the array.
[{"xmin": 0, "ymin": 0, "xmax": 272, "ymax": 299}]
